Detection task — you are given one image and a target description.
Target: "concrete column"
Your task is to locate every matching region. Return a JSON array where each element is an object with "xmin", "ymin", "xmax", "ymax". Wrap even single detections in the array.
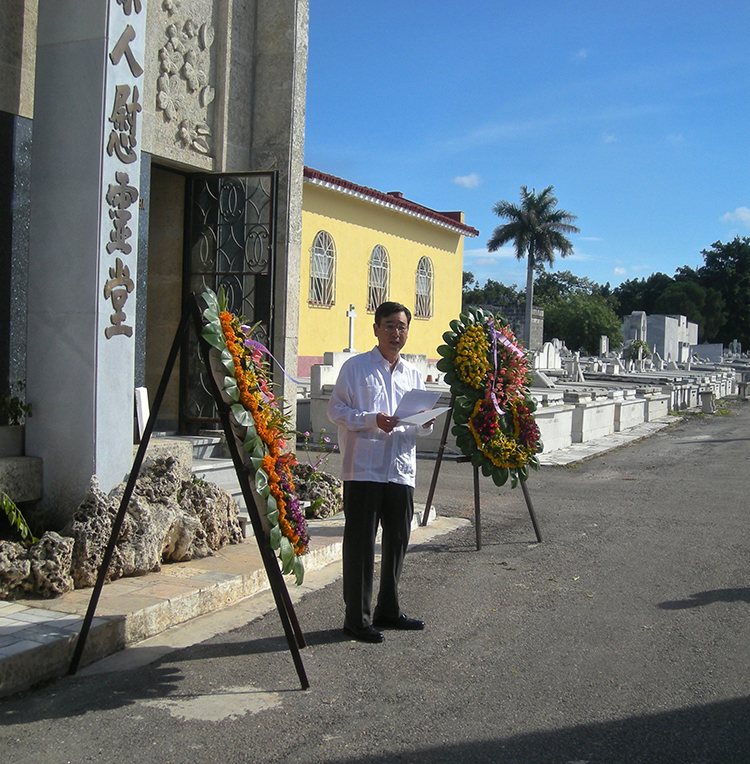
[{"xmin": 27, "ymin": 0, "xmax": 146, "ymax": 520}]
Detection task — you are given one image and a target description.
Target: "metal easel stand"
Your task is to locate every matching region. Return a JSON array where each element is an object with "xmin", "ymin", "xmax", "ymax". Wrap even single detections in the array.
[
  {"xmin": 419, "ymin": 395, "xmax": 543, "ymax": 550},
  {"xmin": 70, "ymin": 294, "xmax": 309, "ymax": 690}
]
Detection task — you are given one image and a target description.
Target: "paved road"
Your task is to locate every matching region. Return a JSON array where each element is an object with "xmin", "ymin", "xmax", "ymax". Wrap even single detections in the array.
[{"xmin": 2, "ymin": 403, "xmax": 749, "ymax": 764}]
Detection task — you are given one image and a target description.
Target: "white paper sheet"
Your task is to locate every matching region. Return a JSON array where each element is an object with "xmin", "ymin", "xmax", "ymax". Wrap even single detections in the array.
[
  {"xmin": 393, "ymin": 389, "xmax": 442, "ymax": 419},
  {"xmin": 397, "ymin": 406, "xmax": 451, "ymax": 426}
]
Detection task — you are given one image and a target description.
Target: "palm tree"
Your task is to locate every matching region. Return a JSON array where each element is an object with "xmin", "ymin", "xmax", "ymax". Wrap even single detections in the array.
[{"xmin": 487, "ymin": 186, "xmax": 580, "ymax": 347}]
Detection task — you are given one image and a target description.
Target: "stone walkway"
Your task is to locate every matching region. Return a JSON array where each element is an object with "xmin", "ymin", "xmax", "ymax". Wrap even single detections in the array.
[{"xmin": 0, "ymin": 416, "xmax": 677, "ymax": 699}]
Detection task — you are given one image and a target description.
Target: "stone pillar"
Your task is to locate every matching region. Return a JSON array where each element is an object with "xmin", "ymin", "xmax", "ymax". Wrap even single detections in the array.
[
  {"xmin": 27, "ymin": 0, "xmax": 146, "ymax": 519},
  {"xmin": 248, "ymin": 0, "xmax": 308, "ymax": 428}
]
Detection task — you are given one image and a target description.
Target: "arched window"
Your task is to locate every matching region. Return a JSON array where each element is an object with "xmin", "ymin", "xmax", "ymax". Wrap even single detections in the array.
[
  {"xmin": 366, "ymin": 245, "xmax": 390, "ymax": 312},
  {"xmin": 415, "ymin": 256, "xmax": 433, "ymax": 318},
  {"xmin": 309, "ymin": 231, "xmax": 336, "ymax": 305}
]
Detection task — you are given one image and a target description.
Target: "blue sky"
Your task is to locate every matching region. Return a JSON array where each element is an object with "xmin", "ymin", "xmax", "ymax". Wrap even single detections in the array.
[{"xmin": 303, "ymin": 1, "xmax": 750, "ymax": 291}]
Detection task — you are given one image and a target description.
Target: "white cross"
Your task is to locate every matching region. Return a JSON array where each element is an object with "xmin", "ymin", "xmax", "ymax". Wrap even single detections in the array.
[{"xmin": 345, "ymin": 304, "xmax": 357, "ymax": 352}]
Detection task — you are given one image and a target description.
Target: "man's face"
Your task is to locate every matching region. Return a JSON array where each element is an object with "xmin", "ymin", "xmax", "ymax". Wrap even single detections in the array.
[{"xmin": 374, "ymin": 310, "xmax": 410, "ymax": 357}]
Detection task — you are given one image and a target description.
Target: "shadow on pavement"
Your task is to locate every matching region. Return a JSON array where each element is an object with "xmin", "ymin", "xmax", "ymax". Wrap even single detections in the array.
[
  {"xmin": 658, "ymin": 587, "xmax": 750, "ymax": 609},
  {"xmin": 320, "ymin": 695, "xmax": 750, "ymax": 764}
]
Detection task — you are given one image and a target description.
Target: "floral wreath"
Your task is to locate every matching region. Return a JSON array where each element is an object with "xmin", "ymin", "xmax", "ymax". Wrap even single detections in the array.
[
  {"xmin": 200, "ymin": 288, "xmax": 308, "ymax": 584},
  {"xmin": 436, "ymin": 306, "xmax": 543, "ymax": 487}
]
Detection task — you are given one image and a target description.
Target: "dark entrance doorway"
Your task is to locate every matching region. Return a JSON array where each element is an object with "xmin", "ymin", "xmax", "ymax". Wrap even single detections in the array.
[
  {"xmin": 144, "ymin": 168, "xmax": 277, "ymax": 434},
  {"xmin": 181, "ymin": 171, "xmax": 278, "ymax": 434}
]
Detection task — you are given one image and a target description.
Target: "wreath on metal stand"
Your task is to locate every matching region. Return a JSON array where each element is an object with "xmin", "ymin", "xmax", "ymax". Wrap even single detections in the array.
[
  {"xmin": 425, "ymin": 307, "xmax": 544, "ymax": 547},
  {"xmin": 436, "ymin": 306, "xmax": 543, "ymax": 487}
]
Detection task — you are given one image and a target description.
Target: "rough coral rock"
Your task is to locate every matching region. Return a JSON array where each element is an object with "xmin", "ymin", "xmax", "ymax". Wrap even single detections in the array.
[
  {"xmin": 66, "ymin": 457, "xmax": 243, "ymax": 588},
  {"xmin": 29, "ymin": 532, "xmax": 75, "ymax": 597},
  {"xmin": 0, "ymin": 532, "xmax": 74, "ymax": 599},
  {"xmin": 0, "ymin": 456, "xmax": 242, "ymax": 599},
  {"xmin": 290, "ymin": 463, "xmax": 343, "ymax": 519}
]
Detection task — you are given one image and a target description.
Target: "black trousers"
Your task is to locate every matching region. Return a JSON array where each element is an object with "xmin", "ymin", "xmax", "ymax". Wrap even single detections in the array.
[{"xmin": 342, "ymin": 481, "xmax": 414, "ymax": 629}]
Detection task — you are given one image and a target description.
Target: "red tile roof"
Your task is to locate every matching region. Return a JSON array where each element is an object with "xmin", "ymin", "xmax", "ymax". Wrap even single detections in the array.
[{"xmin": 303, "ymin": 167, "xmax": 479, "ymax": 237}]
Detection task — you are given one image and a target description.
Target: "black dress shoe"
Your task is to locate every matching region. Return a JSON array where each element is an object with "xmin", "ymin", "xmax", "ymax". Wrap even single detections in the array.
[
  {"xmin": 372, "ymin": 613, "xmax": 425, "ymax": 631},
  {"xmin": 343, "ymin": 624, "xmax": 384, "ymax": 643}
]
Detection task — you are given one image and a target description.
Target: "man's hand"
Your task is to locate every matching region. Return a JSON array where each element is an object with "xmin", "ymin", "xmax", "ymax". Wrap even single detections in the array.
[{"xmin": 376, "ymin": 412, "xmax": 399, "ymax": 433}]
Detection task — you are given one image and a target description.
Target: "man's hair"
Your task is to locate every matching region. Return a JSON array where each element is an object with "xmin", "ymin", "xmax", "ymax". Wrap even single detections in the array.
[{"xmin": 374, "ymin": 301, "xmax": 412, "ymax": 326}]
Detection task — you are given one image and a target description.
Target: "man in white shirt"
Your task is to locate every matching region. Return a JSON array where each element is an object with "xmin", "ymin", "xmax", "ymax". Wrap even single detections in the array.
[{"xmin": 327, "ymin": 301, "xmax": 432, "ymax": 643}]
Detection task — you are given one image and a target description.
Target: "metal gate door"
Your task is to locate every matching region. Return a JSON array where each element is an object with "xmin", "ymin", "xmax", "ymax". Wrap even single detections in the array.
[{"xmin": 181, "ymin": 171, "xmax": 277, "ymax": 433}]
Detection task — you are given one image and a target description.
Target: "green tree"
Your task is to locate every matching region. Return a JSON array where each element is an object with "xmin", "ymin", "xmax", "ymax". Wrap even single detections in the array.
[
  {"xmin": 534, "ymin": 269, "xmax": 609, "ymax": 305},
  {"xmin": 652, "ymin": 281, "xmax": 726, "ymax": 342},
  {"xmin": 487, "ymin": 186, "xmax": 579, "ymax": 346},
  {"xmin": 462, "ymin": 277, "xmax": 523, "ymax": 310},
  {"xmin": 542, "ymin": 293, "xmax": 623, "ymax": 353},
  {"xmin": 612, "ymin": 272, "xmax": 674, "ymax": 318},
  {"xmin": 696, "ymin": 237, "xmax": 750, "ymax": 346}
]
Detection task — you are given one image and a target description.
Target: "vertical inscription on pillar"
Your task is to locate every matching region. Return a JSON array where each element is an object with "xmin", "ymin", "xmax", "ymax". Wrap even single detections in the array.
[{"xmin": 100, "ymin": 1, "xmax": 146, "ymax": 341}]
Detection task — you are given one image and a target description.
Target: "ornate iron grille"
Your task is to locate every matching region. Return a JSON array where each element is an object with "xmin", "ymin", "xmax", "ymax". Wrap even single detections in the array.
[
  {"xmin": 366, "ymin": 245, "xmax": 390, "ymax": 312},
  {"xmin": 308, "ymin": 230, "xmax": 336, "ymax": 305},
  {"xmin": 182, "ymin": 172, "xmax": 277, "ymax": 432},
  {"xmin": 415, "ymin": 256, "xmax": 433, "ymax": 318}
]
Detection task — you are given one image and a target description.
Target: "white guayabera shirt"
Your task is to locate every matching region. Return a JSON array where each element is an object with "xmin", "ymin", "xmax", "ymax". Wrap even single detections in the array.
[{"xmin": 327, "ymin": 347, "xmax": 431, "ymax": 487}]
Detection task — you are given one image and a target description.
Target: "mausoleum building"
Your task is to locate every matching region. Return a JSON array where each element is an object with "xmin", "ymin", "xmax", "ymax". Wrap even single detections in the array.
[{"xmin": 1, "ymin": 0, "xmax": 308, "ymax": 522}]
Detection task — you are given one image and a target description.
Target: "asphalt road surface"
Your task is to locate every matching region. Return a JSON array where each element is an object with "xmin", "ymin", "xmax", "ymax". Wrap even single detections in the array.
[{"xmin": 2, "ymin": 402, "xmax": 749, "ymax": 764}]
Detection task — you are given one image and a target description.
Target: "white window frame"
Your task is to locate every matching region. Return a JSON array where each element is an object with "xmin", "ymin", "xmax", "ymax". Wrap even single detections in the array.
[
  {"xmin": 309, "ymin": 230, "xmax": 336, "ymax": 306},
  {"xmin": 366, "ymin": 245, "xmax": 390, "ymax": 312},
  {"xmin": 415, "ymin": 256, "xmax": 433, "ymax": 318}
]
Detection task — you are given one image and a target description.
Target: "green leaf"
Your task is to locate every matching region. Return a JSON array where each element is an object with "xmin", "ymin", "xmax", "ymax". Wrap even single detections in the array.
[
  {"xmin": 251, "ymin": 455, "xmax": 265, "ymax": 471},
  {"xmin": 509, "ymin": 470, "xmax": 519, "ymax": 489},
  {"xmin": 201, "ymin": 326, "xmax": 225, "ymax": 351},
  {"xmin": 436, "ymin": 358, "xmax": 453, "ymax": 373},
  {"xmin": 255, "ymin": 468, "xmax": 270, "ymax": 497},
  {"xmin": 471, "ymin": 451, "xmax": 484, "ymax": 468},
  {"xmin": 519, "ymin": 464, "xmax": 529, "ymax": 481},
  {"xmin": 231, "ymin": 403, "xmax": 254, "ymax": 428},
  {"xmin": 221, "ymin": 348, "xmax": 235, "ymax": 374},
  {"xmin": 1, "ymin": 491, "xmax": 37, "ymax": 545},
  {"xmin": 269, "ymin": 524, "xmax": 282, "ymax": 550},
  {"xmin": 442, "ymin": 331, "xmax": 458, "ymax": 345},
  {"xmin": 243, "ymin": 430, "xmax": 261, "ymax": 453},
  {"xmin": 279, "ymin": 537, "xmax": 295, "ymax": 574},
  {"xmin": 481, "ymin": 460, "xmax": 493, "ymax": 477},
  {"xmin": 201, "ymin": 287, "xmax": 219, "ymax": 313},
  {"xmin": 449, "ymin": 319, "xmax": 465, "ymax": 334},
  {"xmin": 491, "ymin": 467, "xmax": 509, "ymax": 487},
  {"xmin": 292, "ymin": 555, "xmax": 305, "ymax": 586},
  {"xmin": 529, "ymin": 456, "xmax": 541, "ymax": 471},
  {"xmin": 223, "ymin": 376, "xmax": 240, "ymax": 401},
  {"xmin": 437, "ymin": 345, "xmax": 455, "ymax": 359}
]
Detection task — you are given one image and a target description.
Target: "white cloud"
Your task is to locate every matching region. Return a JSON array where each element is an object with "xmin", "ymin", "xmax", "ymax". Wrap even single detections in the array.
[
  {"xmin": 579, "ymin": 236, "xmax": 603, "ymax": 242},
  {"xmin": 602, "ymin": 132, "xmax": 617, "ymax": 144},
  {"xmin": 464, "ymin": 246, "xmax": 516, "ymax": 261},
  {"xmin": 575, "ymin": 48, "xmax": 589, "ymax": 60},
  {"xmin": 453, "ymin": 173, "xmax": 482, "ymax": 189},
  {"xmin": 720, "ymin": 207, "xmax": 750, "ymax": 228},
  {"xmin": 614, "ymin": 267, "xmax": 627, "ymax": 276}
]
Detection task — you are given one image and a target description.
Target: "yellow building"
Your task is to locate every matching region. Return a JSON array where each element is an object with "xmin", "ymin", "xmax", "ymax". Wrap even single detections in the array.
[{"xmin": 299, "ymin": 167, "xmax": 479, "ymax": 376}]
